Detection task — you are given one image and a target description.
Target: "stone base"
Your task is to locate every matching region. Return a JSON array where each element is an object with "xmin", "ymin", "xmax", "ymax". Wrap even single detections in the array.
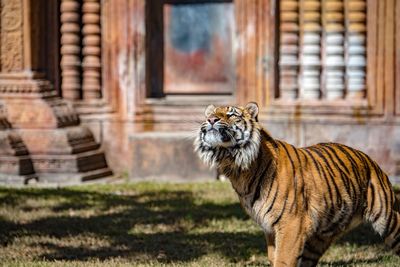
[
  {"xmin": 0, "ymin": 173, "xmax": 38, "ymax": 185},
  {"xmin": 129, "ymin": 132, "xmax": 216, "ymax": 181},
  {"xmin": 0, "ymin": 75, "xmax": 113, "ymax": 184},
  {"xmin": 38, "ymin": 168, "xmax": 113, "ymax": 185}
]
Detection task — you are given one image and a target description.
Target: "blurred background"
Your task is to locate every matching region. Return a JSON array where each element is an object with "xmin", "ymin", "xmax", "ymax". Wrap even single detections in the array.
[{"xmin": 0, "ymin": 0, "xmax": 399, "ymax": 185}]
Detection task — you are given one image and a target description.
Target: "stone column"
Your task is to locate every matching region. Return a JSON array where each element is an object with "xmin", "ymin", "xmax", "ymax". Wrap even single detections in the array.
[
  {"xmin": 345, "ymin": 0, "xmax": 367, "ymax": 99},
  {"xmin": 299, "ymin": 0, "xmax": 321, "ymax": 99},
  {"xmin": 82, "ymin": 0, "xmax": 102, "ymax": 100},
  {"xmin": 323, "ymin": 0, "xmax": 346, "ymax": 100},
  {"xmin": 60, "ymin": 0, "xmax": 82, "ymax": 100},
  {"xmin": 279, "ymin": 0, "xmax": 300, "ymax": 100}
]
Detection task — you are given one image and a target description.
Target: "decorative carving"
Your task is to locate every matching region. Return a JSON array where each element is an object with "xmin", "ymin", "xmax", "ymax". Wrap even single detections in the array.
[
  {"xmin": 82, "ymin": 0, "xmax": 102, "ymax": 100},
  {"xmin": 299, "ymin": 0, "xmax": 321, "ymax": 99},
  {"xmin": 323, "ymin": 0, "xmax": 346, "ymax": 100},
  {"xmin": 49, "ymin": 99, "xmax": 80, "ymax": 126},
  {"xmin": 279, "ymin": 0, "xmax": 300, "ymax": 100},
  {"xmin": 1, "ymin": 1, "xmax": 22, "ymax": 31},
  {"xmin": 0, "ymin": 76, "xmax": 56, "ymax": 95},
  {"xmin": 345, "ymin": 0, "xmax": 367, "ymax": 99},
  {"xmin": 0, "ymin": 0, "xmax": 23, "ymax": 72},
  {"xmin": 60, "ymin": 0, "xmax": 82, "ymax": 100}
]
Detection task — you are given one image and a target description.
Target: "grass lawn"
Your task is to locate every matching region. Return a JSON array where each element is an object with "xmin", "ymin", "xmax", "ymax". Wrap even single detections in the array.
[{"xmin": 0, "ymin": 181, "xmax": 400, "ymax": 266}]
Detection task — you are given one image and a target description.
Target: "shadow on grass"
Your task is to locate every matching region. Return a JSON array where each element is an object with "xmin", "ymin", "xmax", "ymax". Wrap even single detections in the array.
[
  {"xmin": 335, "ymin": 224, "xmax": 382, "ymax": 246},
  {"xmin": 0, "ymin": 187, "xmax": 264, "ymax": 263},
  {"xmin": 0, "ymin": 186, "xmax": 393, "ymax": 265},
  {"xmin": 319, "ymin": 256, "xmax": 388, "ymax": 266}
]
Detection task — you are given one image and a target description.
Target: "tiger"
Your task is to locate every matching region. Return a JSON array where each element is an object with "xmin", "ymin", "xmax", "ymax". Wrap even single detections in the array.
[{"xmin": 194, "ymin": 102, "xmax": 400, "ymax": 267}]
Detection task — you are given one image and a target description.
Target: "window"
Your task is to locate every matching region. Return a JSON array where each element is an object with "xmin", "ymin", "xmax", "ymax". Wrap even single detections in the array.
[{"xmin": 146, "ymin": 0, "xmax": 235, "ymax": 98}]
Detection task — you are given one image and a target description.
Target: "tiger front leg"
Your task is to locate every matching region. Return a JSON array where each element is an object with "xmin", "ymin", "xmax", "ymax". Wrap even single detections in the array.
[
  {"xmin": 273, "ymin": 220, "xmax": 309, "ymax": 267},
  {"xmin": 265, "ymin": 232, "xmax": 275, "ymax": 265}
]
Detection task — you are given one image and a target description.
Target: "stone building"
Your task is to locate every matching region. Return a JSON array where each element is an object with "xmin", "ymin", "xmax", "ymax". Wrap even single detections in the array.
[{"xmin": 0, "ymin": 0, "xmax": 399, "ymax": 184}]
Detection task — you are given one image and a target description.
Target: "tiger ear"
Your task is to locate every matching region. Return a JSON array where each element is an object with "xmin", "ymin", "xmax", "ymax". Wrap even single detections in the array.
[
  {"xmin": 245, "ymin": 102, "xmax": 259, "ymax": 121},
  {"xmin": 204, "ymin": 104, "xmax": 215, "ymax": 117}
]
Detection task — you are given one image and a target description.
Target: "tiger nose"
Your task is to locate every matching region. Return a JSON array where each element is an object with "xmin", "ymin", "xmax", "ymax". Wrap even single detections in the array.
[{"xmin": 207, "ymin": 117, "xmax": 220, "ymax": 125}]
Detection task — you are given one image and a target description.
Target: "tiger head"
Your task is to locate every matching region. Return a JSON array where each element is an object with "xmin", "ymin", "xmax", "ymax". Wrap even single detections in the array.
[{"xmin": 194, "ymin": 102, "xmax": 261, "ymax": 169}]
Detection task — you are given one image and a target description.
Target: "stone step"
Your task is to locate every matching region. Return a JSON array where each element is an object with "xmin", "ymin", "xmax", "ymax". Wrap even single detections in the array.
[
  {"xmin": 0, "ymin": 155, "xmax": 34, "ymax": 175},
  {"xmin": 0, "ymin": 173, "xmax": 37, "ymax": 185},
  {"xmin": 30, "ymin": 149, "xmax": 110, "ymax": 173},
  {"xmin": 129, "ymin": 132, "xmax": 216, "ymax": 181},
  {"xmin": 38, "ymin": 167, "xmax": 113, "ymax": 185}
]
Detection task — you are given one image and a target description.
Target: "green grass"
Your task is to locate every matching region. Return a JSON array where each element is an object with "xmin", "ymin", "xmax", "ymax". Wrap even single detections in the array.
[{"xmin": 0, "ymin": 182, "xmax": 399, "ymax": 266}]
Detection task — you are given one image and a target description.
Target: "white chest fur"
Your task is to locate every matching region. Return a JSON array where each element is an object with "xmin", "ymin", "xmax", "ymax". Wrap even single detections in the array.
[{"xmin": 239, "ymin": 194, "xmax": 273, "ymax": 233}]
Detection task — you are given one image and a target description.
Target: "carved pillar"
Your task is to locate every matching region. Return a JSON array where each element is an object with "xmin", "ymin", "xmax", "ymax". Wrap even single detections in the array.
[
  {"xmin": 299, "ymin": 0, "xmax": 321, "ymax": 99},
  {"xmin": 0, "ymin": 0, "xmax": 112, "ymax": 184},
  {"xmin": 323, "ymin": 0, "xmax": 346, "ymax": 100},
  {"xmin": 82, "ymin": 0, "xmax": 101, "ymax": 100},
  {"xmin": 279, "ymin": 0, "xmax": 299, "ymax": 100},
  {"xmin": 345, "ymin": 0, "xmax": 366, "ymax": 99},
  {"xmin": 60, "ymin": 0, "xmax": 82, "ymax": 100}
]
